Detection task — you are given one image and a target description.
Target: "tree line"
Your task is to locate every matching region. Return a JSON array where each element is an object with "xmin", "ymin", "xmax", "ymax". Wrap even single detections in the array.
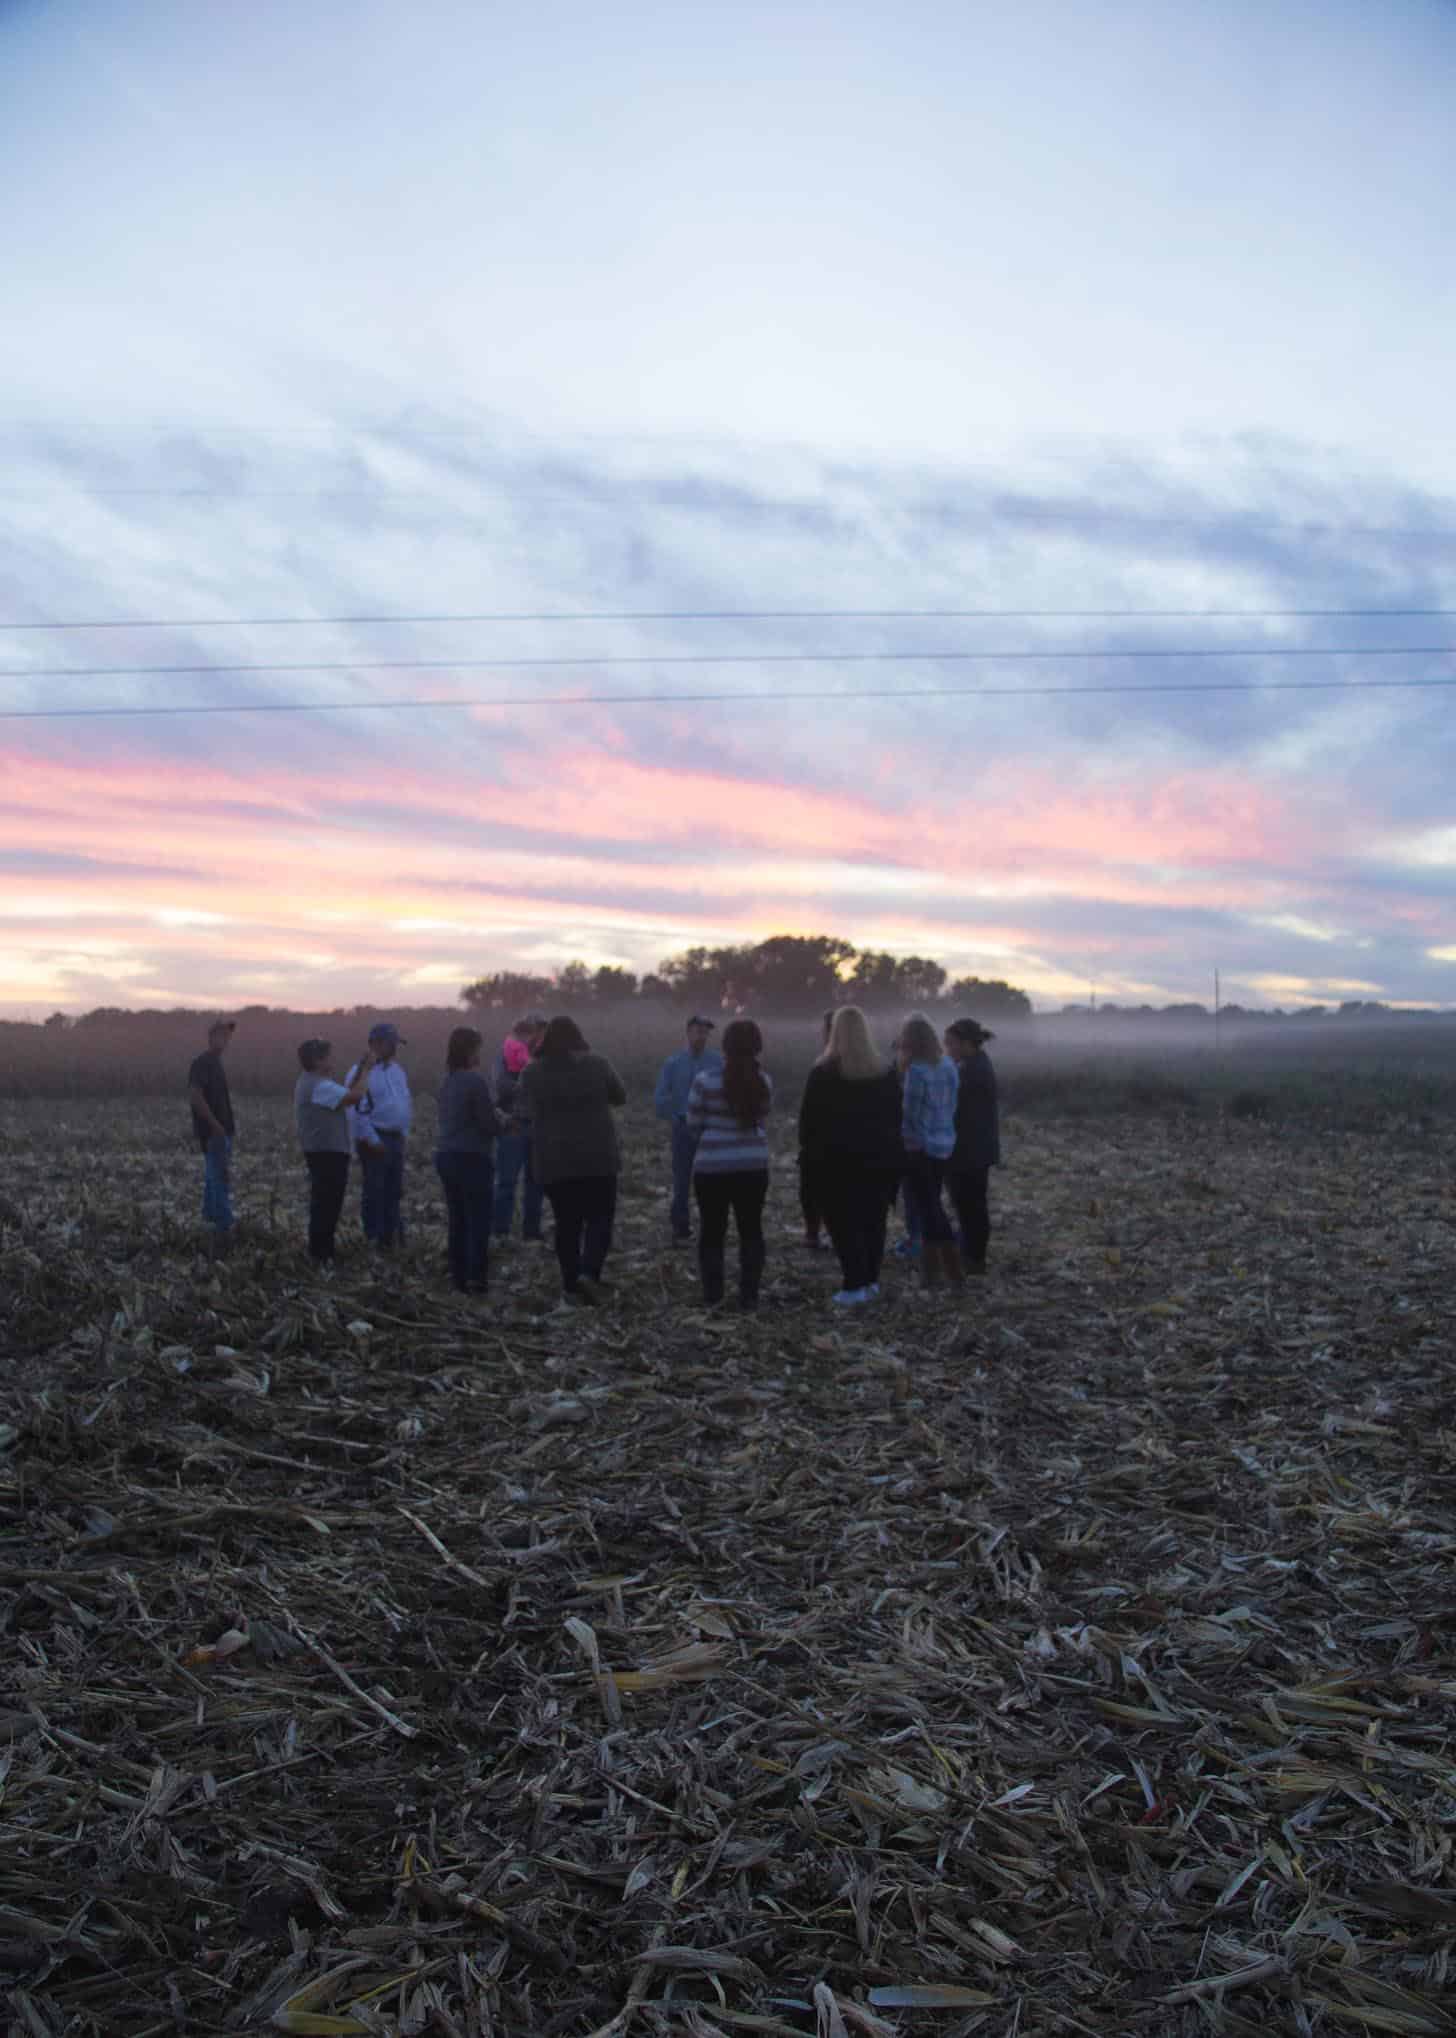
[{"xmin": 461, "ymin": 933, "xmax": 1033, "ymax": 1020}]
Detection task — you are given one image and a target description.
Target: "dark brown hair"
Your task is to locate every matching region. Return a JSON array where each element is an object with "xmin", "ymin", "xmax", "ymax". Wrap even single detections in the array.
[
  {"xmin": 539, "ymin": 1014, "xmax": 589, "ymax": 1057},
  {"xmin": 721, "ymin": 1017, "xmax": 769, "ymax": 1130},
  {"xmin": 447, "ymin": 1025, "xmax": 483, "ymax": 1072}
]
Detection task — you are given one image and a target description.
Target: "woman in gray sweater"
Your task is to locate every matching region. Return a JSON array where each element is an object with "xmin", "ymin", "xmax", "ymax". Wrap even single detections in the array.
[
  {"xmin": 295, "ymin": 1038, "xmax": 376, "ymax": 1263},
  {"xmin": 436, "ymin": 1026, "xmax": 505, "ymax": 1293},
  {"xmin": 518, "ymin": 1016, "xmax": 627, "ymax": 1303}
]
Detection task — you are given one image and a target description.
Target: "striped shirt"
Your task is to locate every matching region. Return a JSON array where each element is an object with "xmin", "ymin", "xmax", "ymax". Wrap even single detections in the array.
[
  {"xmin": 686, "ymin": 1066, "xmax": 773, "ymax": 1175},
  {"xmin": 902, "ymin": 1057, "xmax": 958, "ymax": 1160}
]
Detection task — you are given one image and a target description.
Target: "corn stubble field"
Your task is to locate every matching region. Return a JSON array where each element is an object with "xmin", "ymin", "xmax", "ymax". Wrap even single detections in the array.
[{"xmin": 4, "ymin": 1022, "xmax": 1456, "ymax": 2038}]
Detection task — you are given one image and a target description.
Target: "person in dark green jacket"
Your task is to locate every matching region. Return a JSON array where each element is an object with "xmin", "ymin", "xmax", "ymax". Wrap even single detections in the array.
[{"xmin": 519, "ymin": 1017, "xmax": 627, "ymax": 1303}]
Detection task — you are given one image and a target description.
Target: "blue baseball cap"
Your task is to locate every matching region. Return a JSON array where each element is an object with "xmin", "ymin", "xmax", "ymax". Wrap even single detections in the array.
[{"xmin": 368, "ymin": 1021, "xmax": 405, "ymax": 1047}]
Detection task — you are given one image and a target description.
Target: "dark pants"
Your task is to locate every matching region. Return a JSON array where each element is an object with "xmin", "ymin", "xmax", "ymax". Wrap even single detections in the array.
[
  {"xmin": 901, "ymin": 1152, "xmax": 953, "ymax": 1244},
  {"xmin": 948, "ymin": 1165, "xmax": 991, "ymax": 1266},
  {"xmin": 437, "ymin": 1151, "xmax": 495, "ymax": 1290},
  {"xmin": 360, "ymin": 1131, "xmax": 406, "ymax": 1245},
  {"xmin": 492, "ymin": 1132, "xmax": 544, "ymax": 1238},
  {"xmin": 694, "ymin": 1169, "xmax": 769, "ymax": 1305},
  {"xmin": 305, "ymin": 1150, "xmax": 350, "ymax": 1262},
  {"xmin": 798, "ymin": 1154, "xmax": 824, "ymax": 1238},
  {"xmin": 822, "ymin": 1166, "xmax": 897, "ymax": 1290},
  {"xmin": 545, "ymin": 1174, "xmax": 618, "ymax": 1292}
]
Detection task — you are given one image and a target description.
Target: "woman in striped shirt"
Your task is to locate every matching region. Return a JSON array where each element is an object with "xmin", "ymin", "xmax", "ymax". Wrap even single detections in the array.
[{"xmin": 686, "ymin": 1017, "xmax": 772, "ymax": 1311}]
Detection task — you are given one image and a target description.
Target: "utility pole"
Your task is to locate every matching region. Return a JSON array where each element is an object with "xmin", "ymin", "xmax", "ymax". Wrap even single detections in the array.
[{"xmin": 1214, "ymin": 967, "xmax": 1221, "ymax": 1056}]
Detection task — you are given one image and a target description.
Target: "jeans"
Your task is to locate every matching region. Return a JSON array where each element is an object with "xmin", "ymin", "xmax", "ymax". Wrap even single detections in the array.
[
  {"xmin": 359, "ymin": 1131, "xmax": 406, "ymax": 1245},
  {"xmin": 821, "ymin": 1166, "xmax": 897, "ymax": 1291},
  {"xmin": 305, "ymin": 1150, "xmax": 350, "ymax": 1262},
  {"xmin": 948, "ymin": 1165, "xmax": 991, "ymax": 1266},
  {"xmin": 493, "ymin": 1133, "xmax": 544, "ymax": 1239},
  {"xmin": 901, "ymin": 1151, "xmax": 953, "ymax": 1245},
  {"xmin": 437, "ymin": 1151, "xmax": 495, "ymax": 1289},
  {"xmin": 201, "ymin": 1135, "xmax": 233, "ymax": 1232},
  {"xmin": 545, "ymin": 1174, "xmax": 618, "ymax": 1292},
  {"xmin": 669, "ymin": 1118, "xmax": 697, "ymax": 1236}
]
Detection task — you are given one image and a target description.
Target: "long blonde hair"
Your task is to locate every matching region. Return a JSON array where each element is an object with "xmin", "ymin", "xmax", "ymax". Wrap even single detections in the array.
[
  {"xmin": 821, "ymin": 1005, "xmax": 883, "ymax": 1081},
  {"xmin": 899, "ymin": 1012, "xmax": 943, "ymax": 1065}
]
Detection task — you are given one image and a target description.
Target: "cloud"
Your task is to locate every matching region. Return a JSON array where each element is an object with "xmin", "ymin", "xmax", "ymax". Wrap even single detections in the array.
[{"xmin": 1, "ymin": 414, "xmax": 1454, "ymax": 1013}]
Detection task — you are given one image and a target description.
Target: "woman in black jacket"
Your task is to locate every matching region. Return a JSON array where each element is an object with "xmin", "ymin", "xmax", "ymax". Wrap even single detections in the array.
[
  {"xmin": 797, "ymin": 1005, "xmax": 903, "ymax": 1306},
  {"xmin": 943, "ymin": 1017, "xmax": 1001, "ymax": 1274}
]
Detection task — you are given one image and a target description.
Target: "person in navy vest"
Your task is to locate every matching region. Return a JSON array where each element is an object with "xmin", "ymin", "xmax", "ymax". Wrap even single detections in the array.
[
  {"xmin": 186, "ymin": 1017, "xmax": 237, "ymax": 1240},
  {"xmin": 943, "ymin": 1017, "xmax": 1001, "ymax": 1275},
  {"xmin": 653, "ymin": 1016, "xmax": 723, "ymax": 1243}
]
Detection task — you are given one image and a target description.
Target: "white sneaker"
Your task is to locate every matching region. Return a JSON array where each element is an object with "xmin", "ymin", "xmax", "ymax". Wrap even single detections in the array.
[{"xmin": 831, "ymin": 1287, "xmax": 870, "ymax": 1306}]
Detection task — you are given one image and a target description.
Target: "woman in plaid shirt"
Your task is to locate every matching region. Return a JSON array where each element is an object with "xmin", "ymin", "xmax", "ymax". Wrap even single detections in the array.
[{"xmin": 898, "ymin": 1012, "xmax": 962, "ymax": 1287}]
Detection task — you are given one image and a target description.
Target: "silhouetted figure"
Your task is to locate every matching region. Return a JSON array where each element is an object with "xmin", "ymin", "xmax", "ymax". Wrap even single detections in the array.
[
  {"xmin": 943, "ymin": 1017, "xmax": 1001, "ymax": 1275},
  {"xmin": 520, "ymin": 1016, "xmax": 626, "ymax": 1303},
  {"xmin": 798, "ymin": 1006, "xmax": 902, "ymax": 1305},
  {"xmin": 687, "ymin": 1017, "xmax": 772, "ymax": 1311},
  {"xmin": 187, "ymin": 1017, "xmax": 237, "ymax": 1239},
  {"xmin": 655, "ymin": 1015, "xmax": 724, "ymax": 1243}
]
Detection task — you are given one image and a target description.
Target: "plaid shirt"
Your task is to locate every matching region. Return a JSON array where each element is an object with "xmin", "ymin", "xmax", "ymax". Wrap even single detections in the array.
[{"xmin": 901, "ymin": 1058, "xmax": 958, "ymax": 1160}]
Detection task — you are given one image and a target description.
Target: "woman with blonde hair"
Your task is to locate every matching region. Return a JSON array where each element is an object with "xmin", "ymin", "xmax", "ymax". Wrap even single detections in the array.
[
  {"xmin": 797, "ymin": 1005, "xmax": 903, "ymax": 1305},
  {"xmin": 898, "ymin": 1011, "xmax": 962, "ymax": 1286}
]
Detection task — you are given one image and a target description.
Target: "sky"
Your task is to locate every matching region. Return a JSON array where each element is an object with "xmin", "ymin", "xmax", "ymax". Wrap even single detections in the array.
[{"xmin": 1, "ymin": 0, "xmax": 1454, "ymax": 1016}]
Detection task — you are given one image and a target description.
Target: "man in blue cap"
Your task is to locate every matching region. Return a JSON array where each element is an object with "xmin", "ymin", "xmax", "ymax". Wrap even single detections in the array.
[
  {"xmin": 653, "ymin": 1015, "xmax": 723, "ymax": 1243},
  {"xmin": 345, "ymin": 1022, "xmax": 413, "ymax": 1248}
]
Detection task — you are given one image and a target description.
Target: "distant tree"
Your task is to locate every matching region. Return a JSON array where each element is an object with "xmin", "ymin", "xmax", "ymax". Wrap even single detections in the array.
[
  {"xmin": 555, "ymin": 961, "xmax": 595, "ymax": 1002},
  {"xmin": 592, "ymin": 965, "xmax": 639, "ymax": 1001},
  {"xmin": 893, "ymin": 956, "xmax": 947, "ymax": 1005},
  {"xmin": 76, "ymin": 1007, "xmax": 129, "ymax": 1028},
  {"xmin": 460, "ymin": 970, "xmax": 553, "ymax": 1011},
  {"xmin": 947, "ymin": 977, "xmax": 1032, "ymax": 1022},
  {"xmin": 1303, "ymin": 1005, "xmax": 1327, "ymax": 1018},
  {"xmin": 847, "ymin": 950, "xmax": 899, "ymax": 1000},
  {"xmin": 737, "ymin": 934, "xmax": 856, "ymax": 1012},
  {"xmin": 43, "ymin": 1011, "xmax": 70, "ymax": 1031},
  {"xmin": 1163, "ymin": 1003, "xmax": 1210, "ymax": 1019},
  {"xmin": 638, "ymin": 973, "xmax": 671, "ymax": 1001},
  {"xmin": 658, "ymin": 944, "xmax": 750, "ymax": 1010}
]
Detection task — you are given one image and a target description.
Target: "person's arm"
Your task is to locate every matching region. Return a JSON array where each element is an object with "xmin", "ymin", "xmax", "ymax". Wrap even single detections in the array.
[
  {"xmin": 684, "ymin": 1070, "xmax": 707, "ymax": 1137},
  {"xmin": 797, "ymin": 1065, "xmax": 822, "ymax": 1151},
  {"xmin": 901, "ymin": 1064, "xmax": 926, "ymax": 1147},
  {"xmin": 346, "ymin": 1061, "xmax": 383, "ymax": 1151},
  {"xmin": 314, "ymin": 1059, "xmax": 371, "ymax": 1108},
  {"xmin": 472, "ymin": 1074, "xmax": 506, "ymax": 1138},
  {"xmin": 653, "ymin": 1056, "xmax": 675, "ymax": 1121},
  {"xmin": 188, "ymin": 1083, "xmax": 227, "ymax": 1141},
  {"xmin": 603, "ymin": 1060, "xmax": 627, "ymax": 1109}
]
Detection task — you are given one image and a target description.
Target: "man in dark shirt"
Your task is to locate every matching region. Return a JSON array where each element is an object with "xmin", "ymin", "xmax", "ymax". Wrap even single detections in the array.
[{"xmin": 187, "ymin": 1018, "xmax": 237, "ymax": 1236}]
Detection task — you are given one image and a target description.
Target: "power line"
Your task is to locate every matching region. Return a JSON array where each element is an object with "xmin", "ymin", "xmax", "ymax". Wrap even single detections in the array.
[
  {"xmin": 3, "ymin": 606, "xmax": 1454, "ymax": 632},
  {"xmin": 1, "ymin": 674, "xmax": 1452, "ymax": 723},
  {"xmin": 5, "ymin": 643, "xmax": 1455, "ymax": 683}
]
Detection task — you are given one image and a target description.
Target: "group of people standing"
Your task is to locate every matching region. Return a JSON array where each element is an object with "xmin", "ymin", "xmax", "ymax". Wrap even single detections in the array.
[
  {"xmin": 654, "ymin": 1005, "xmax": 999, "ymax": 1310},
  {"xmin": 185, "ymin": 1000, "xmax": 999, "ymax": 1315}
]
